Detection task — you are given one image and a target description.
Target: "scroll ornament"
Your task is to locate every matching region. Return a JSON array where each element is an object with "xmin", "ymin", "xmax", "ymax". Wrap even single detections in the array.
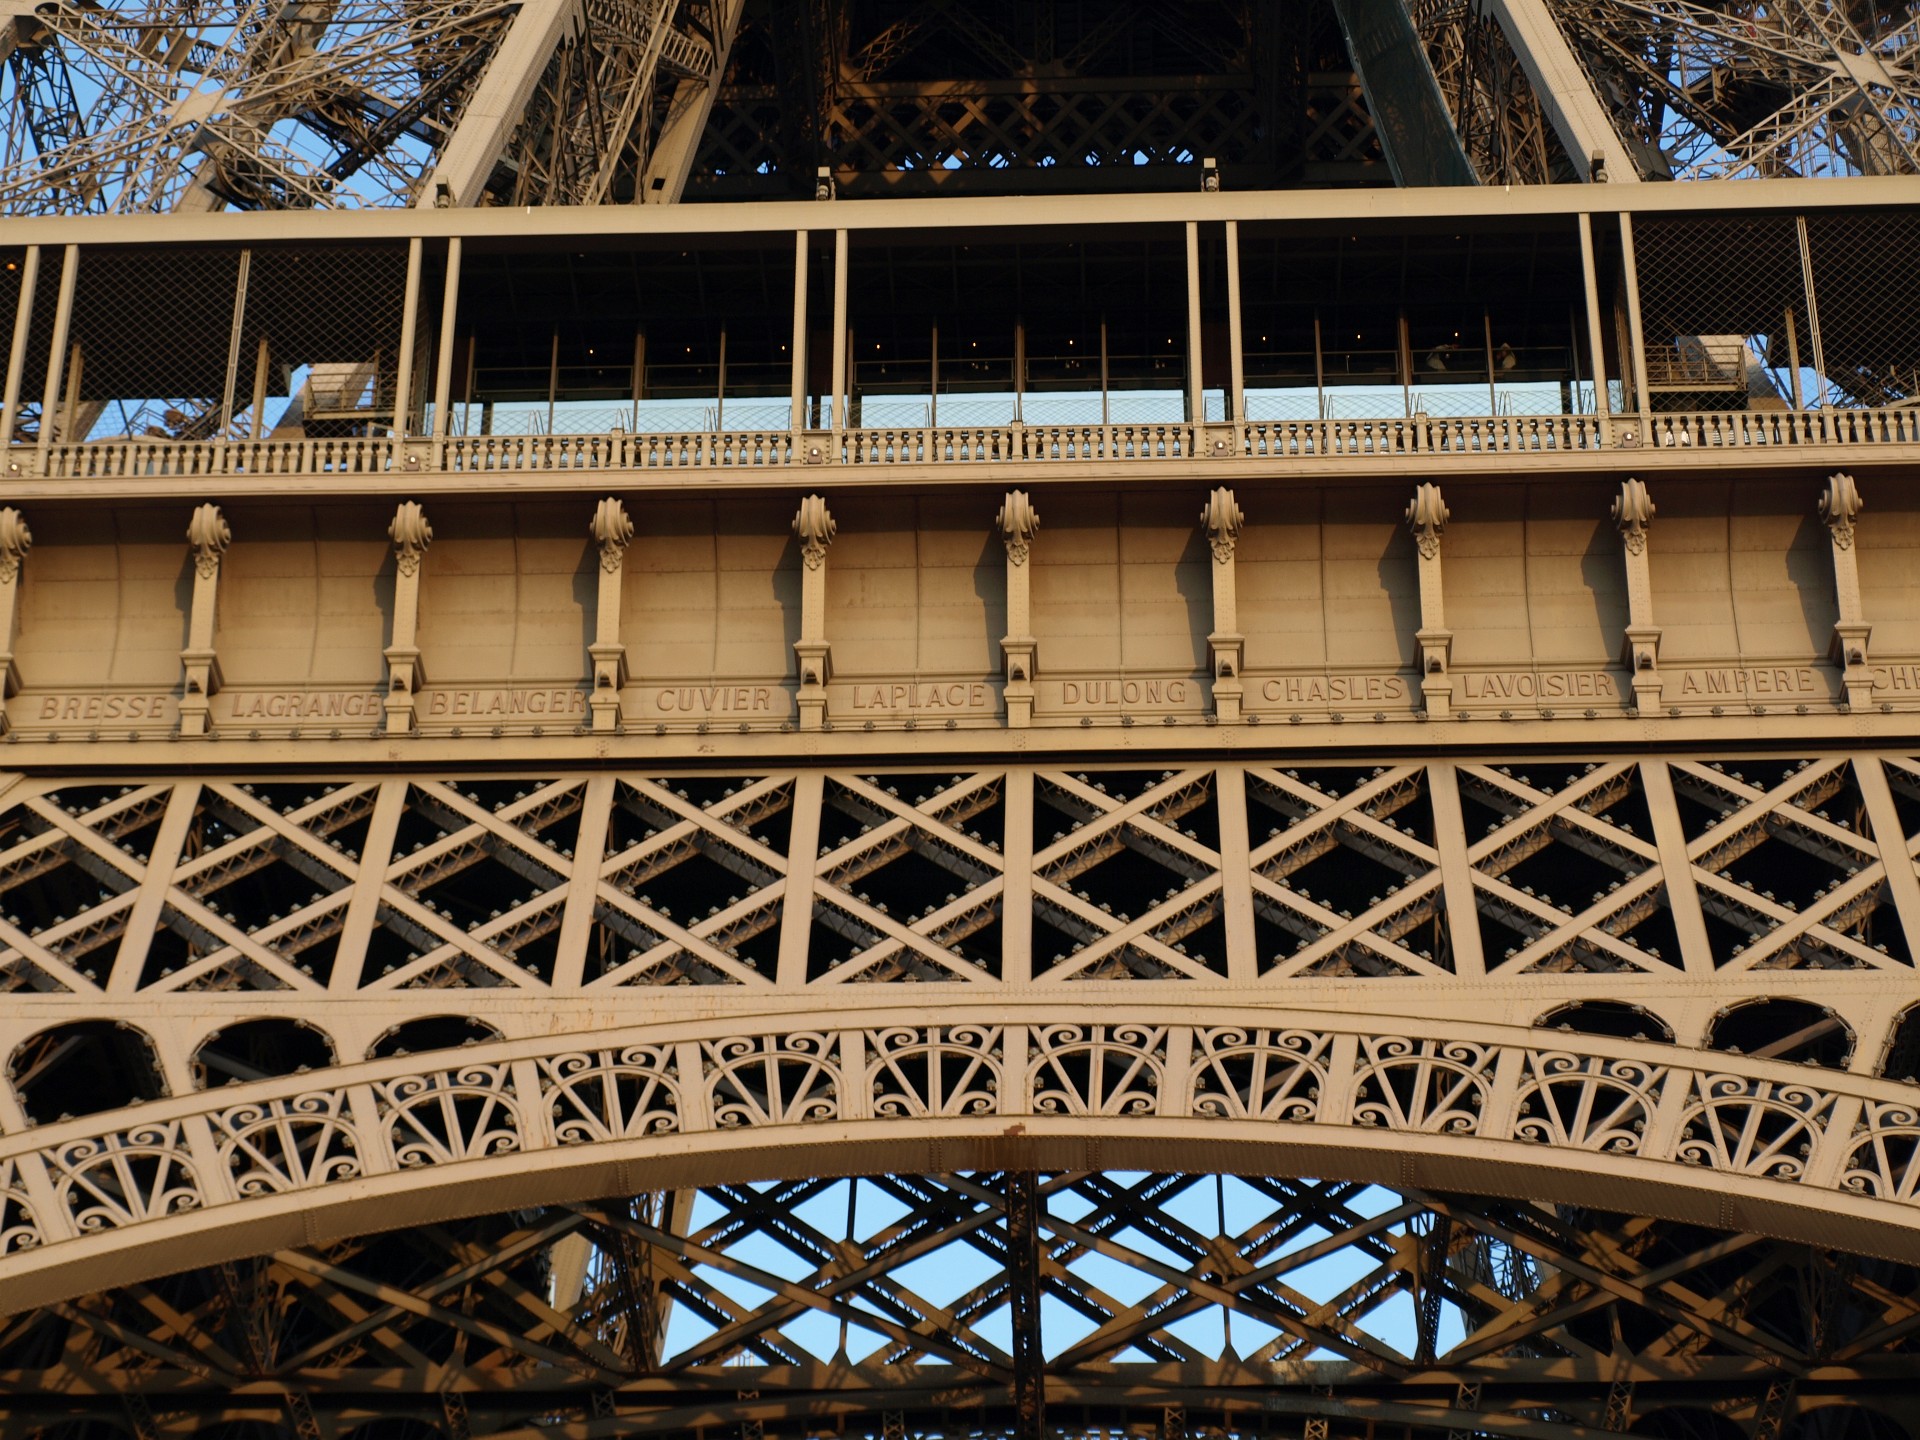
[{"xmin": 390, "ymin": 502, "xmax": 433, "ymax": 577}]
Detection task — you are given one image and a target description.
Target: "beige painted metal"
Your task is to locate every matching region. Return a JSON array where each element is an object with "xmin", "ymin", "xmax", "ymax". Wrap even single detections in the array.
[
  {"xmin": 421, "ymin": 0, "xmax": 583, "ymax": 208},
  {"xmin": 10, "ymin": 1002, "xmax": 1920, "ymax": 1318},
  {"xmin": 1482, "ymin": 0, "xmax": 1639, "ymax": 181}
]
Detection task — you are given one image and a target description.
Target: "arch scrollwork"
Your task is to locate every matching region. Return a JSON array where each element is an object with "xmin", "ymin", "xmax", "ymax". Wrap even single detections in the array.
[
  {"xmin": 704, "ymin": 1033, "xmax": 840, "ymax": 1128},
  {"xmin": 1512, "ymin": 1051, "xmax": 1664, "ymax": 1154},
  {"xmin": 867, "ymin": 1025, "xmax": 1001, "ymax": 1118},
  {"xmin": 377, "ymin": 1064, "xmax": 522, "ymax": 1168},
  {"xmin": 541, "ymin": 1046, "xmax": 681, "ymax": 1144},
  {"xmin": 45, "ymin": 1122, "xmax": 203, "ymax": 1233},
  {"xmin": 1190, "ymin": 1027, "xmax": 1327, "ymax": 1122},
  {"xmin": 1843, "ymin": 1100, "xmax": 1920, "ymax": 1201},
  {"xmin": 1029, "ymin": 1023, "xmax": 1166, "ymax": 1117},
  {"xmin": 1352, "ymin": 1036, "xmax": 1495, "ymax": 1134},
  {"xmin": 214, "ymin": 1090, "xmax": 363, "ymax": 1196},
  {"xmin": 1674, "ymin": 1073, "xmax": 1836, "ymax": 1180}
]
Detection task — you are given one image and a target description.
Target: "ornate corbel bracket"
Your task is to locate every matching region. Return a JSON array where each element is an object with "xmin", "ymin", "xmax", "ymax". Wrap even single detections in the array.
[
  {"xmin": 1201, "ymin": 487, "xmax": 1246, "ymax": 720},
  {"xmin": 1820, "ymin": 473, "xmax": 1872, "ymax": 707},
  {"xmin": 178, "ymin": 504, "xmax": 231, "ymax": 737},
  {"xmin": 793, "ymin": 495, "xmax": 836, "ymax": 730},
  {"xmin": 385, "ymin": 502, "xmax": 433, "ymax": 732},
  {"xmin": 589, "ymin": 497, "xmax": 635, "ymax": 733},
  {"xmin": 0, "ymin": 508, "xmax": 32, "ymax": 733},
  {"xmin": 1612, "ymin": 478, "xmax": 1662, "ymax": 711},
  {"xmin": 997, "ymin": 490, "xmax": 1040, "ymax": 727},
  {"xmin": 1405, "ymin": 484, "xmax": 1453, "ymax": 716}
]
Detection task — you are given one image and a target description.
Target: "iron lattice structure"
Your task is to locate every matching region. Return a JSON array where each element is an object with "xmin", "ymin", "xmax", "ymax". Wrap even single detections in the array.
[
  {"xmin": 5, "ymin": 0, "xmax": 1920, "ymax": 1436},
  {"xmin": 3, "ymin": 0, "xmax": 1918, "ymax": 215}
]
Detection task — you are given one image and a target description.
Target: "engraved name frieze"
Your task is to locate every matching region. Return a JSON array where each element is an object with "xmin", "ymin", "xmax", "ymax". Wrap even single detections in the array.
[
  {"xmin": 1051, "ymin": 678, "xmax": 1198, "ymax": 708},
  {"xmin": 1257, "ymin": 674, "xmax": 1415, "ymax": 705},
  {"xmin": 226, "ymin": 690, "xmax": 382, "ymax": 720},
  {"xmin": 846, "ymin": 682, "xmax": 992, "ymax": 712},
  {"xmin": 1458, "ymin": 670, "xmax": 1619, "ymax": 702},
  {"xmin": 30, "ymin": 694, "xmax": 173, "ymax": 722},
  {"xmin": 647, "ymin": 685, "xmax": 780, "ymax": 714},
  {"xmin": 1671, "ymin": 666, "xmax": 1825, "ymax": 698},
  {"xmin": 426, "ymin": 687, "xmax": 589, "ymax": 718}
]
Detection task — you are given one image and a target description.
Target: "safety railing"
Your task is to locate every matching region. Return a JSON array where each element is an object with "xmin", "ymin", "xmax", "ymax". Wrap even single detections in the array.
[{"xmin": 13, "ymin": 407, "xmax": 1920, "ymax": 481}]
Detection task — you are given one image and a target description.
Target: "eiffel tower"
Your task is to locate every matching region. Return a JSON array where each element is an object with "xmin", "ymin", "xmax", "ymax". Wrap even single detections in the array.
[{"xmin": 3, "ymin": 3, "xmax": 1920, "ymax": 1437}]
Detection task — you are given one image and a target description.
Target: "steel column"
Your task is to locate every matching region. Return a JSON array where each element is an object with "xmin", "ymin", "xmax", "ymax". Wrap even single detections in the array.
[{"xmin": 0, "ymin": 244, "xmax": 38, "ymax": 450}]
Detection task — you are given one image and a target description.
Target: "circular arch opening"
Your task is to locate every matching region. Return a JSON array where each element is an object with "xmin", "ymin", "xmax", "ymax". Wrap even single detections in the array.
[
  {"xmin": 7, "ymin": 1020, "xmax": 167, "ymax": 1124},
  {"xmin": 1708, "ymin": 997, "xmax": 1853, "ymax": 1069},
  {"xmin": 191, "ymin": 1017, "xmax": 337, "ymax": 1089},
  {"xmin": 367, "ymin": 1014, "xmax": 503, "ymax": 1061},
  {"xmin": 1535, "ymin": 1000, "xmax": 1674, "ymax": 1043}
]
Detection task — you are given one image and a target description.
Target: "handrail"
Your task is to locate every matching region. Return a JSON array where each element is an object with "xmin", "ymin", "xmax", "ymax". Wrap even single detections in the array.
[{"xmin": 15, "ymin": 407, "xmax": 1920, "ymax": 480}]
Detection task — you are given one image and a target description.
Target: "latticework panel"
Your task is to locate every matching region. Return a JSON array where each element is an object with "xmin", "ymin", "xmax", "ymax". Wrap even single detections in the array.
[{"xmin": 5, "ymin": 1172, "xmax": 1920, "ymax": 1438}]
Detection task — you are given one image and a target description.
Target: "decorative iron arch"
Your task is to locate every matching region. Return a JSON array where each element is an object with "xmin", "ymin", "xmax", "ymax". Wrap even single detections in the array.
[{"xmin": 8, "ymin": 1003, "xmax": 1920, "ymax": 1315}]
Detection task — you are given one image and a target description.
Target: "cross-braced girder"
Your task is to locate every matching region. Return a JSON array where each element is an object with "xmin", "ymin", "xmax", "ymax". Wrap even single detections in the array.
[{"xmin": 7, "ymin": 1173, "xmax": 1920, "ymax": 1438}]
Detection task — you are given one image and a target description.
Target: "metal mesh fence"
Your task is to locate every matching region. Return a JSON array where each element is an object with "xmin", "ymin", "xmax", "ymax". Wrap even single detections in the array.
[
  {"xmin": 1803, "ymin": 210, "xmax": 1920, "ymax": 410},
  {"xmin": 1628, "ymin": 213, "xmax": 1811, "ymax": 413},
  {"xmin": 65, "ymin": 245, "xmax": 243, "ymax": 441},
  {"xmin": 242, "ymin": 243, "xmax": 411, "ymax": 439}
]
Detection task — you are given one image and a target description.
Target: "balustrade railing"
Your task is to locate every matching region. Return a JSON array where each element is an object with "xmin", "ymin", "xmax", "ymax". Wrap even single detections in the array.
[{"xmin": 14, "ymin": 407, "xmax": 1919, "ymax": 481}]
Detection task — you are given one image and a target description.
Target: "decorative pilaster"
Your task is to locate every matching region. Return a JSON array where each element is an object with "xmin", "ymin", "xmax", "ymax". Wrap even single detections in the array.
[
  {"xmin": 1820, "ymin": 473, "xmax": 1872, "ymax": 709},
  {"xmin": 1201, "ymin": 487, "xmax": 1245, "ymax": 721},
  {"xmin": 1612, "ymin": 478, "xmax": 1662, "ymax": 713},
  {"xmin": 792, "ymin": 494, "xmax": 836, "ymax": 731},
  {"xmin": 0, "ymin": 509, "xmax": 30, "ymax": 735},
  {"xmin": 1405, "ymin": 483, "xmax": 1453, "ymax": 717},
  {"xmin": 384, "ymin": 502, "xmax": 432, "ymax": 733},
  {"xmin": 589, "ymin": 497, "xmax": 635, "ymax": 734},
  {"xmin": 997, "ymin": 490, "xmax": 1040, "ymax": 728},
  {"xmin": 177, "ymin": 504, "xmax": 231, "ymax": 737}
]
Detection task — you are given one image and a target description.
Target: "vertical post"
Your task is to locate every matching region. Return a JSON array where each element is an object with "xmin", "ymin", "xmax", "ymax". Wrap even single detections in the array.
[
  {"xmin": 789, "ymin": 230, "xmax": 809, "ymax": 432},
  {"xmin": 36, "ymin": 245, "xmax": 78, "ymax": 466},
  {"xmin": 463, "ymin": 334, "xmax": 476, "ymax": 437},
  {"xmin": 1483, "ymin": 309, "xmax": 1498, "ymax": 416},
  {"xmin": 1407, "ymin": 483, "xmax": 1453, "ymax": 717},
  {"xmin": 1099, "ymin": 319, "xmax": 1109, "ymax": 425},
  {"xmin": 1225, "ymin": 220, "xmax": 1245, "ymax": 424},
  {"xmin": 219, "ymin": 251, "xmax": 251, "ymax": 436},
  {"xmin": 793, "ymin": 494, "xmax": 836, "ymax": 729},
  {"xmin": 1784, "ymin": 307, "xmax": 1804, "ymax": 411},
  {"xmin": 1313, "ymin": 311, "xmax": 1326, "ymax": 418},
  {"xmin": 1184, "ymin": 221, "xmax": 1204, "ymax": 423},
  {"xmin": 1202, "ymin": 487, "xmax": 1245, "ymax": 722},
  {"xmin": 249, "ymin": 337, "xmax": 272, "ymax": 441},
  {"xmin": 716, "ymin": 324, "xmax": 727, "ymax": 432},
  {"xmin": 1004, "ymin": 1169, "xmax": 1046, "ymax": 1440},
  {"xmin": 432, "ymin": 236, "xmax": 463, "ymax": 441},
  {"xmin": 1000, "ymin": 769, "xmax": 1034, "ymax": 984},
  {"xmin": 589, "ymin": 497, "xmax": 635, "ymax": 733},
  {"xmin": 1795, "ymin": 215, "xmax": 1826, "ymax": 405},
  {"xmin": 1614, "ymin": 479, "xmax": 1662, "ymax": 713},
  {"xmin": 1, "ymin": 245, "xmax": 40, "ymax": 450},
  {"xmin": 179, "ymin": 505, "xmax": 231, "ymax": 738},
  {"xmin": 999, "ymin": 490, "xmax": 1039, "ymax": 728},
  {"xmin": 1617, "ymin": 214, "xmax": 1651, "ymax": 432},
  {"xmin": 1820, "ymin": 473, "xmax": 1873, "ymax": 710},
  {"xmin": 631, "ymin": 330, "xmax": 646, "ymax": 431},
  {"xmin": 391, "ymin": 236, "xmax": 424, "ymax": 439},
  {"xmin": 1398, "ymin": 309, "xmax": 1413, "ymax": 418},
  {"xmin": 929, "ymin": 320, "xmax": 939, "ymax": 428},
  {"xmin": 830, "ymin": 229, "xmax": 848, "ymax": 430},
  {"xmin": 1576, "ymin": 214, "xmax": 1610, "ymax": 431},
  {"xmin": 0, "ymin": 508, "xmax": 32, "ymax": 735},
  {"xmin": 384, "ymin": 502, "xmax": 432, "ymax": 733},
  {"xmin": 546, "ymin": 327, "xmax": 560, "ymax": 434},
  {"xmin": 1013, "ymin": 318, "xmax": 1025, "ymax": 425}
]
